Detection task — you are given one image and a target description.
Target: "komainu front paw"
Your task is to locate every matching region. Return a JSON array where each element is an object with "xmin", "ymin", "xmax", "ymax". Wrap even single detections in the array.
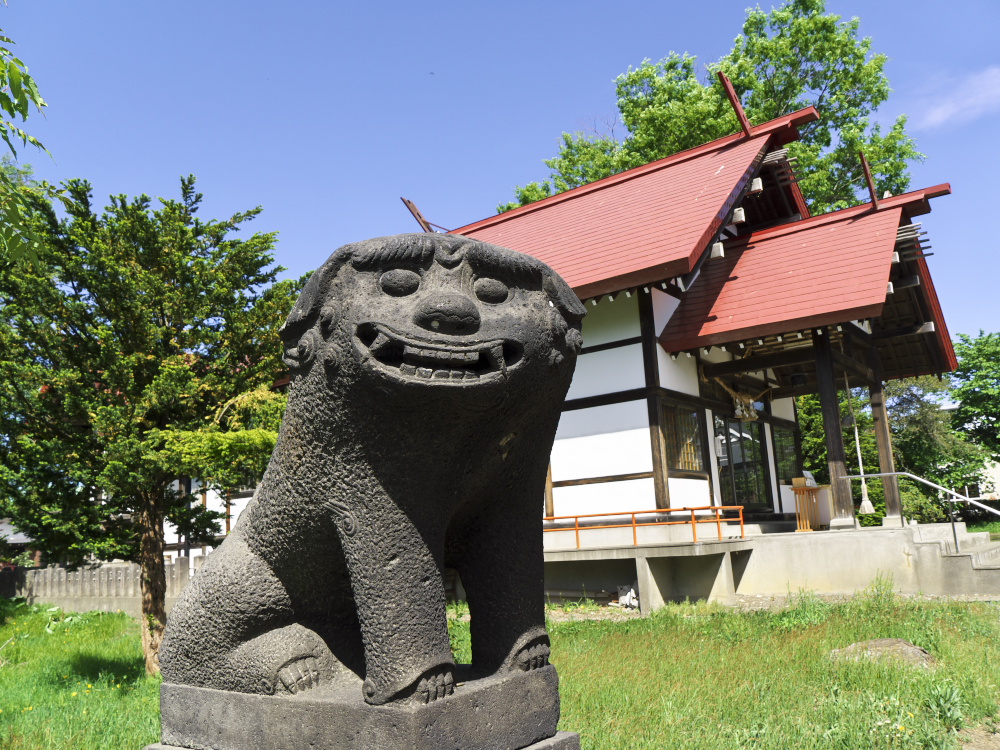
[
  {"xmin": 265, "ymin": 655, "xmax": 322, "ymax": 695},
  {"xmin": 362, "ymin": 663, "xmax": 455, "ymax": 706},
  {"xmin": 416, "ymin": 665, "xmax": 455, "ymax": 703},
  {"xmin": 514, "ymin": 636, "xmax": 550, "ymax": 672}
]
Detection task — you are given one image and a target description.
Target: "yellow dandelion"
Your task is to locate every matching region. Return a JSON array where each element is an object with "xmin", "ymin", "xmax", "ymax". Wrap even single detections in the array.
[{"xmin": 71, "ymin": 692, "xmax": 78, "ymax": 697}]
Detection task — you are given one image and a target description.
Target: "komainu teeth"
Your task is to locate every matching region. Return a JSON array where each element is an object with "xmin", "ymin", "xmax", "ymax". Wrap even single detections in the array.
[
  {"xmin": 450, "ymin": 370, "xmax": 465, "ymax": 379},
  {"xmin": 416, "ymin": 367, "xmax": 433, "ymax": 378},
  {"xmin": 370, "ymin": 332, "xmax": 393, "ymax": 355},
  {"xmin": 463, "ymin": 351, "xmax": 478, "ymax": 364},
  {"xmin": 400, "ymin": 363, "xmax": 417, "ymax": 375},
  {"xmin": 488, "ymin": 343, "xmax": 506, "ymax": 375},
  {"xmin": 463, "ymin": 371, "xmax": 479, "ymax": 380},
  {"xmin": 432, "ymin": 369, "xmax": 450, "ymax": 379}
]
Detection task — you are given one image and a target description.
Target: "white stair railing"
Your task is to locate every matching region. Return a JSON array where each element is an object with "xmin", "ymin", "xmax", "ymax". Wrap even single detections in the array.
[{"xmin": 844, "ymin": 471, "xmax": 1000, "ymax": 552}]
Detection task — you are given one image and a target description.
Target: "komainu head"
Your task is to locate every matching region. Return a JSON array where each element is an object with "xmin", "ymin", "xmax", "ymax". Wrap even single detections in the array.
[{"xmin": 279, "ymin": 234, "xmax": 586, "ymax": 392}]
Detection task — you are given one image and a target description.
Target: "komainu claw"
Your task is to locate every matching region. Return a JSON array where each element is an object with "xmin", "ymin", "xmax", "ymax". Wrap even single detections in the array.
[
  {"xmin": 516, "ymin": 640, "xmax": 551, "ymax": 672},
  {"xmin": 275, "ymin": 655, "xmax": 321, "ymax": 694},
  {"xmin": 417, "ymin": 666, "xmax": 455, "ymax": 704}
]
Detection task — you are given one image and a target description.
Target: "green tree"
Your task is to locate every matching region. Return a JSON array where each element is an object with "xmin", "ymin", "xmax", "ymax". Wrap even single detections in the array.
[
  {"xmin": 952, "ymin": 331, "xmax": 1000, "ymax": 461},
  {"xmin": 0, "ymin": 176, "xmax": 299, "ymax": 672},
  {"xmin": 500, "ymin": 0, "xmax": 920, "ymax": 214},
  {"xmin": 797, "ymin": 376, "xmax": 986, "ymax": 525},
  {"xmin": 0, "ymin": 25, "xmax": 53, "ymax": 263}
]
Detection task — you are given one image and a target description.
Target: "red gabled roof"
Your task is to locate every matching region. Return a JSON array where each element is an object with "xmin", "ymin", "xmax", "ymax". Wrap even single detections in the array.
[
  {"xmin": 658, "ymin": 184, "xmax": 956, "ymax": 370},
  {"xmin": 659, "ymin": 207, "xmax": 905, "ymax": 352},
  {"xmin": 453, "ymin": 108, "xmax": 819, "ymax": 300}
]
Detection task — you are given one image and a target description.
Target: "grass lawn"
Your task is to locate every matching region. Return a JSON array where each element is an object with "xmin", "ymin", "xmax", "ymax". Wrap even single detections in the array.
[
  {"xmin": 0, "ymin": 598, "xmax": 159, "ymax": 749},
  {"xmin": 967, "ymin": 519, "xmax": 1000, "ymax": 540},
  {"xmin": 3, "ymin": 581, "xmax": 999, "ymax": 749}
]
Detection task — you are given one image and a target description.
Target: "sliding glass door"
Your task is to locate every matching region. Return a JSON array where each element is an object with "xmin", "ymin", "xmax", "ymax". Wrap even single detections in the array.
[{"xmin": 714, "ymin": 416, "xmax": 771, "ymax": 509}]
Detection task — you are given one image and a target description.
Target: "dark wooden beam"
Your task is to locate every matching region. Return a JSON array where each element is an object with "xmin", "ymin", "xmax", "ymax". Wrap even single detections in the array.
[
  {"xmin": 813, "ymin": 328, "xmax": 854, "ymax": 523},
  {"xmin": 562, "ymin": 387, "xmax": 647, "ymax": 412},
  {"xmin": 842, "ymin": 322, "xmax": 874, "ymax": 345},
  {"xmin": 891, "ymin": 275, "xmax": 921, "ymax": 291},
  {"xmin": 831, "ymin": 348, "xmax": 876, "ymax": 384},
  {"xmin": 770, "ymin": 383, "xmax": 816, "ymax": 400},
  {"xmin": 551, "ymin": 471, "xmax": 655, "ymax": 488},
  {"xmin": 639, "ymin": 292, "xmax": 670, "ymax": 509},
  {"xmin": 579, "ymin": 335, "xmax": 643, "ymax": 356},
  {"xmin": 702, "ymin": 347, "xmax": 817, "ymax": 379},
  {"xmin": 872, "ymin": 322, "xmax": 935, "ymax": 341}
]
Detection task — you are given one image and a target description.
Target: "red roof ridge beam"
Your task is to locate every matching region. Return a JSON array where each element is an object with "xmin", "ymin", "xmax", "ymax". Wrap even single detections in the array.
[
  {"xmin": 452, "ymin": 106, "xmax": 820, "ymax": 236},
  {"xmin": 719, "ymin": 183, "xmax": 952, "ymax": 249}
]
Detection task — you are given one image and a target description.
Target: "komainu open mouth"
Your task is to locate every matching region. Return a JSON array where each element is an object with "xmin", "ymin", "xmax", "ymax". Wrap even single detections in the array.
[{"xmin": 356, "ymin": 323, "xmax": 523, "ymax": 383}]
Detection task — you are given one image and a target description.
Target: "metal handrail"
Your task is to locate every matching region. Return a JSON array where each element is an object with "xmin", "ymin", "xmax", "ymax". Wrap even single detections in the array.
[
  {"xmin": 844, "ymin": 470, "xmax": 1000, "ymax": 551},
  {"xmin": 543, "ymin": 505, "xmax": 745, "ymax": 549}
]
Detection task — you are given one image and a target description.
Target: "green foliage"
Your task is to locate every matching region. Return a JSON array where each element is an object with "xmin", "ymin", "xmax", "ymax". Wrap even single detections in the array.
[
  {"xmin": 797, "ymin": 376, "xmax": 985, "ymax": 524},
  {"xmin": 501, "ymin": 0, "xmax": 921, "ymax": 215},
  {"xmin": 0, "ymin": 27, "xmax": 61, "ymax": 265},
  {"xmin": 926, "ymin": 681, "xmax": 966, "ymax": 731},
  {"xmin": 886, "ymin": 376, "xmax": 987, "ymax": 491},
  {"xmin": 0, "ymin": 176, "xmax": 299, "ymax": 568},
  {"xmin": 951, "ymin": 331, "xmax": 1000, "ymax": 461}
]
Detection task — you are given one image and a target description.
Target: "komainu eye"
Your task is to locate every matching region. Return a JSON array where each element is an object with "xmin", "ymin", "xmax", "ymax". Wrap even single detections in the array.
[
  {"xmin": 379, "ymin": 268, "xmax": 421, "ymax": 297},
  {"xmin": 474, "ymin": 277, "xmax": 509, "ymax": 304}
]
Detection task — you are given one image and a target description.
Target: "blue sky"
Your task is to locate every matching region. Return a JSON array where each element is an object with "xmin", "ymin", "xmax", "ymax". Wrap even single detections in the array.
[{"xmin": 5, "ymin": 0, "xmax": 998, "ymax": 339}]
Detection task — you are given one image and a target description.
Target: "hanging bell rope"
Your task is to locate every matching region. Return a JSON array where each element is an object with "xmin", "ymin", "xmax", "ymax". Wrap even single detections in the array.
[
  {"xmin": 699, "ymin": 363, "xmax": 770, "ymax": 422},
  {"xmin": 844, "ymin": 371, "xmax": 875, "ymax": 515}
]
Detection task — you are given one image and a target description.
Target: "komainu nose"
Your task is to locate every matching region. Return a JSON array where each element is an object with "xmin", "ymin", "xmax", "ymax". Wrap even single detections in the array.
[{"xmin": 414, "ymin": 293, "xmax": 481, "ymax": 335}]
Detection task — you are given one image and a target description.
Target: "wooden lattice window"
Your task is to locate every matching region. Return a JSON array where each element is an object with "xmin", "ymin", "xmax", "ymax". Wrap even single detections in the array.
[{"xmin": 661, "ymin": 401, "xmax": 706, "ymax": 473}]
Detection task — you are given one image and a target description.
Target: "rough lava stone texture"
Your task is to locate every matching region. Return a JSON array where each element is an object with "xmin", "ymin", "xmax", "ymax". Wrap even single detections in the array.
[{"xmin": 155, "ymin": 233, "xmax": 585, "ymax": 750}]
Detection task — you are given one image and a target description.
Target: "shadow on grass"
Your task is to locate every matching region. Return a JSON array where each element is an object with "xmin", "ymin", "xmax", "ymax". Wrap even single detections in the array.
[{"xmin": 68, "ymin": 652, "xmax": 147, "ymax": 687}]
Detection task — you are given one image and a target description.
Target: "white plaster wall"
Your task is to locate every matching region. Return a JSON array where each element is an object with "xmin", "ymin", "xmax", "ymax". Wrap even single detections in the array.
[
  {"xmin": 566, "ymin": 344, "xmax": 645, "ymax": 400},
  {"xmin": 771, "ymin": 397, "xmax": 795, "ymax": 421},
  {"xmin": 667, "ymin": 477, "xmax": 711, "ymax": 509},
  {"xmin": 555, "ymin": 399, "xmax": 648, "ymax": 440},
  {"xmin": 778, "ymin": 485, "xmax": 797, "ymax": 514},
  {"xmin": 580, "ymin": 294, "xmax": 639, "ymax": 347},
  {"xmin": 651, "ymin": 288, "xmax": 680, "ymax": 331},
  {"xmin": 551, "ymin": 477, "xmax": 656, "ymax": 517},
  {"xmin": 550, "ymin": 428, "xmax": 652, "ymax": 482},
  {"xmin": 658, "ymin": 352, "xmax": 700, "ymax": 396}
]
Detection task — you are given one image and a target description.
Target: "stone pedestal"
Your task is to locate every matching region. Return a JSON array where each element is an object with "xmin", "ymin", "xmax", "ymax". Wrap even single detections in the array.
[{"xmin": 146, "ymin": 665, "xmax": 572, "ymax": 750}]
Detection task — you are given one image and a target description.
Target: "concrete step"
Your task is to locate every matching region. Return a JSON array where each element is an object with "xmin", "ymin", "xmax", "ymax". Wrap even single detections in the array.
[{"xmin": 946, "ymin": 541, "xmax": 1000, "ymax": 570}]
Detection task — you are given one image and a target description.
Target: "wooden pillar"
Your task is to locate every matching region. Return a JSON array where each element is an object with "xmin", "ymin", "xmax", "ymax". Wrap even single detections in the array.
[
  {"xmin": 638, "ymin": 291, "xmax": 669, "ymax": 509},
  {"xmin": 544, "ymin": 465, "xmax": 555, "ymax": 518},
  {"xmin": 812, "ymin": 328, "xmax": 854, "ymax": 524},
  {"xmin": 868, "ymin": 347, "xmax": 902, "ymax": 522}
]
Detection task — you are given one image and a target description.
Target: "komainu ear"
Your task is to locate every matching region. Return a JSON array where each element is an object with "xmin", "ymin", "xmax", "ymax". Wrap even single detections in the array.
[{"xmin": 283, "ymin": 328, "xmax": 321, "ymax": 370}]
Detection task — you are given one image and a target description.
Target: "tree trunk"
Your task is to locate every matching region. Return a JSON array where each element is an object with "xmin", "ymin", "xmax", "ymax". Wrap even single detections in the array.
[{"xmin": 138, "ymin": 492, "xmax": 167, "ymax": 675}]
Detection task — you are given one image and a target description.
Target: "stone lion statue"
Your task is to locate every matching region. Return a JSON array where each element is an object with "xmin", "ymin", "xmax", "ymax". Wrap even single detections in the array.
[{"xmin": 159, "ymin": 233, "xmax": 585, "ymax": 709}]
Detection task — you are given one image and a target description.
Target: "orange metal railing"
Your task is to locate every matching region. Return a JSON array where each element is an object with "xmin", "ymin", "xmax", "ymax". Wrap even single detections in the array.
[{"xmin": 543, "ymin": 506, "xmax": 745, "ymax": 549}]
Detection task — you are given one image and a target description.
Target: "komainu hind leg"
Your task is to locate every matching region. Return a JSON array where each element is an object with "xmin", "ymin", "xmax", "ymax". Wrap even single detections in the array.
[
  {"xmin": 229, "ymin": 622, "xmax": 345, "ymax": 696},
  {"xmin": 161, "ymin": 535, "xmax": 345, "ymax": 695}
]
